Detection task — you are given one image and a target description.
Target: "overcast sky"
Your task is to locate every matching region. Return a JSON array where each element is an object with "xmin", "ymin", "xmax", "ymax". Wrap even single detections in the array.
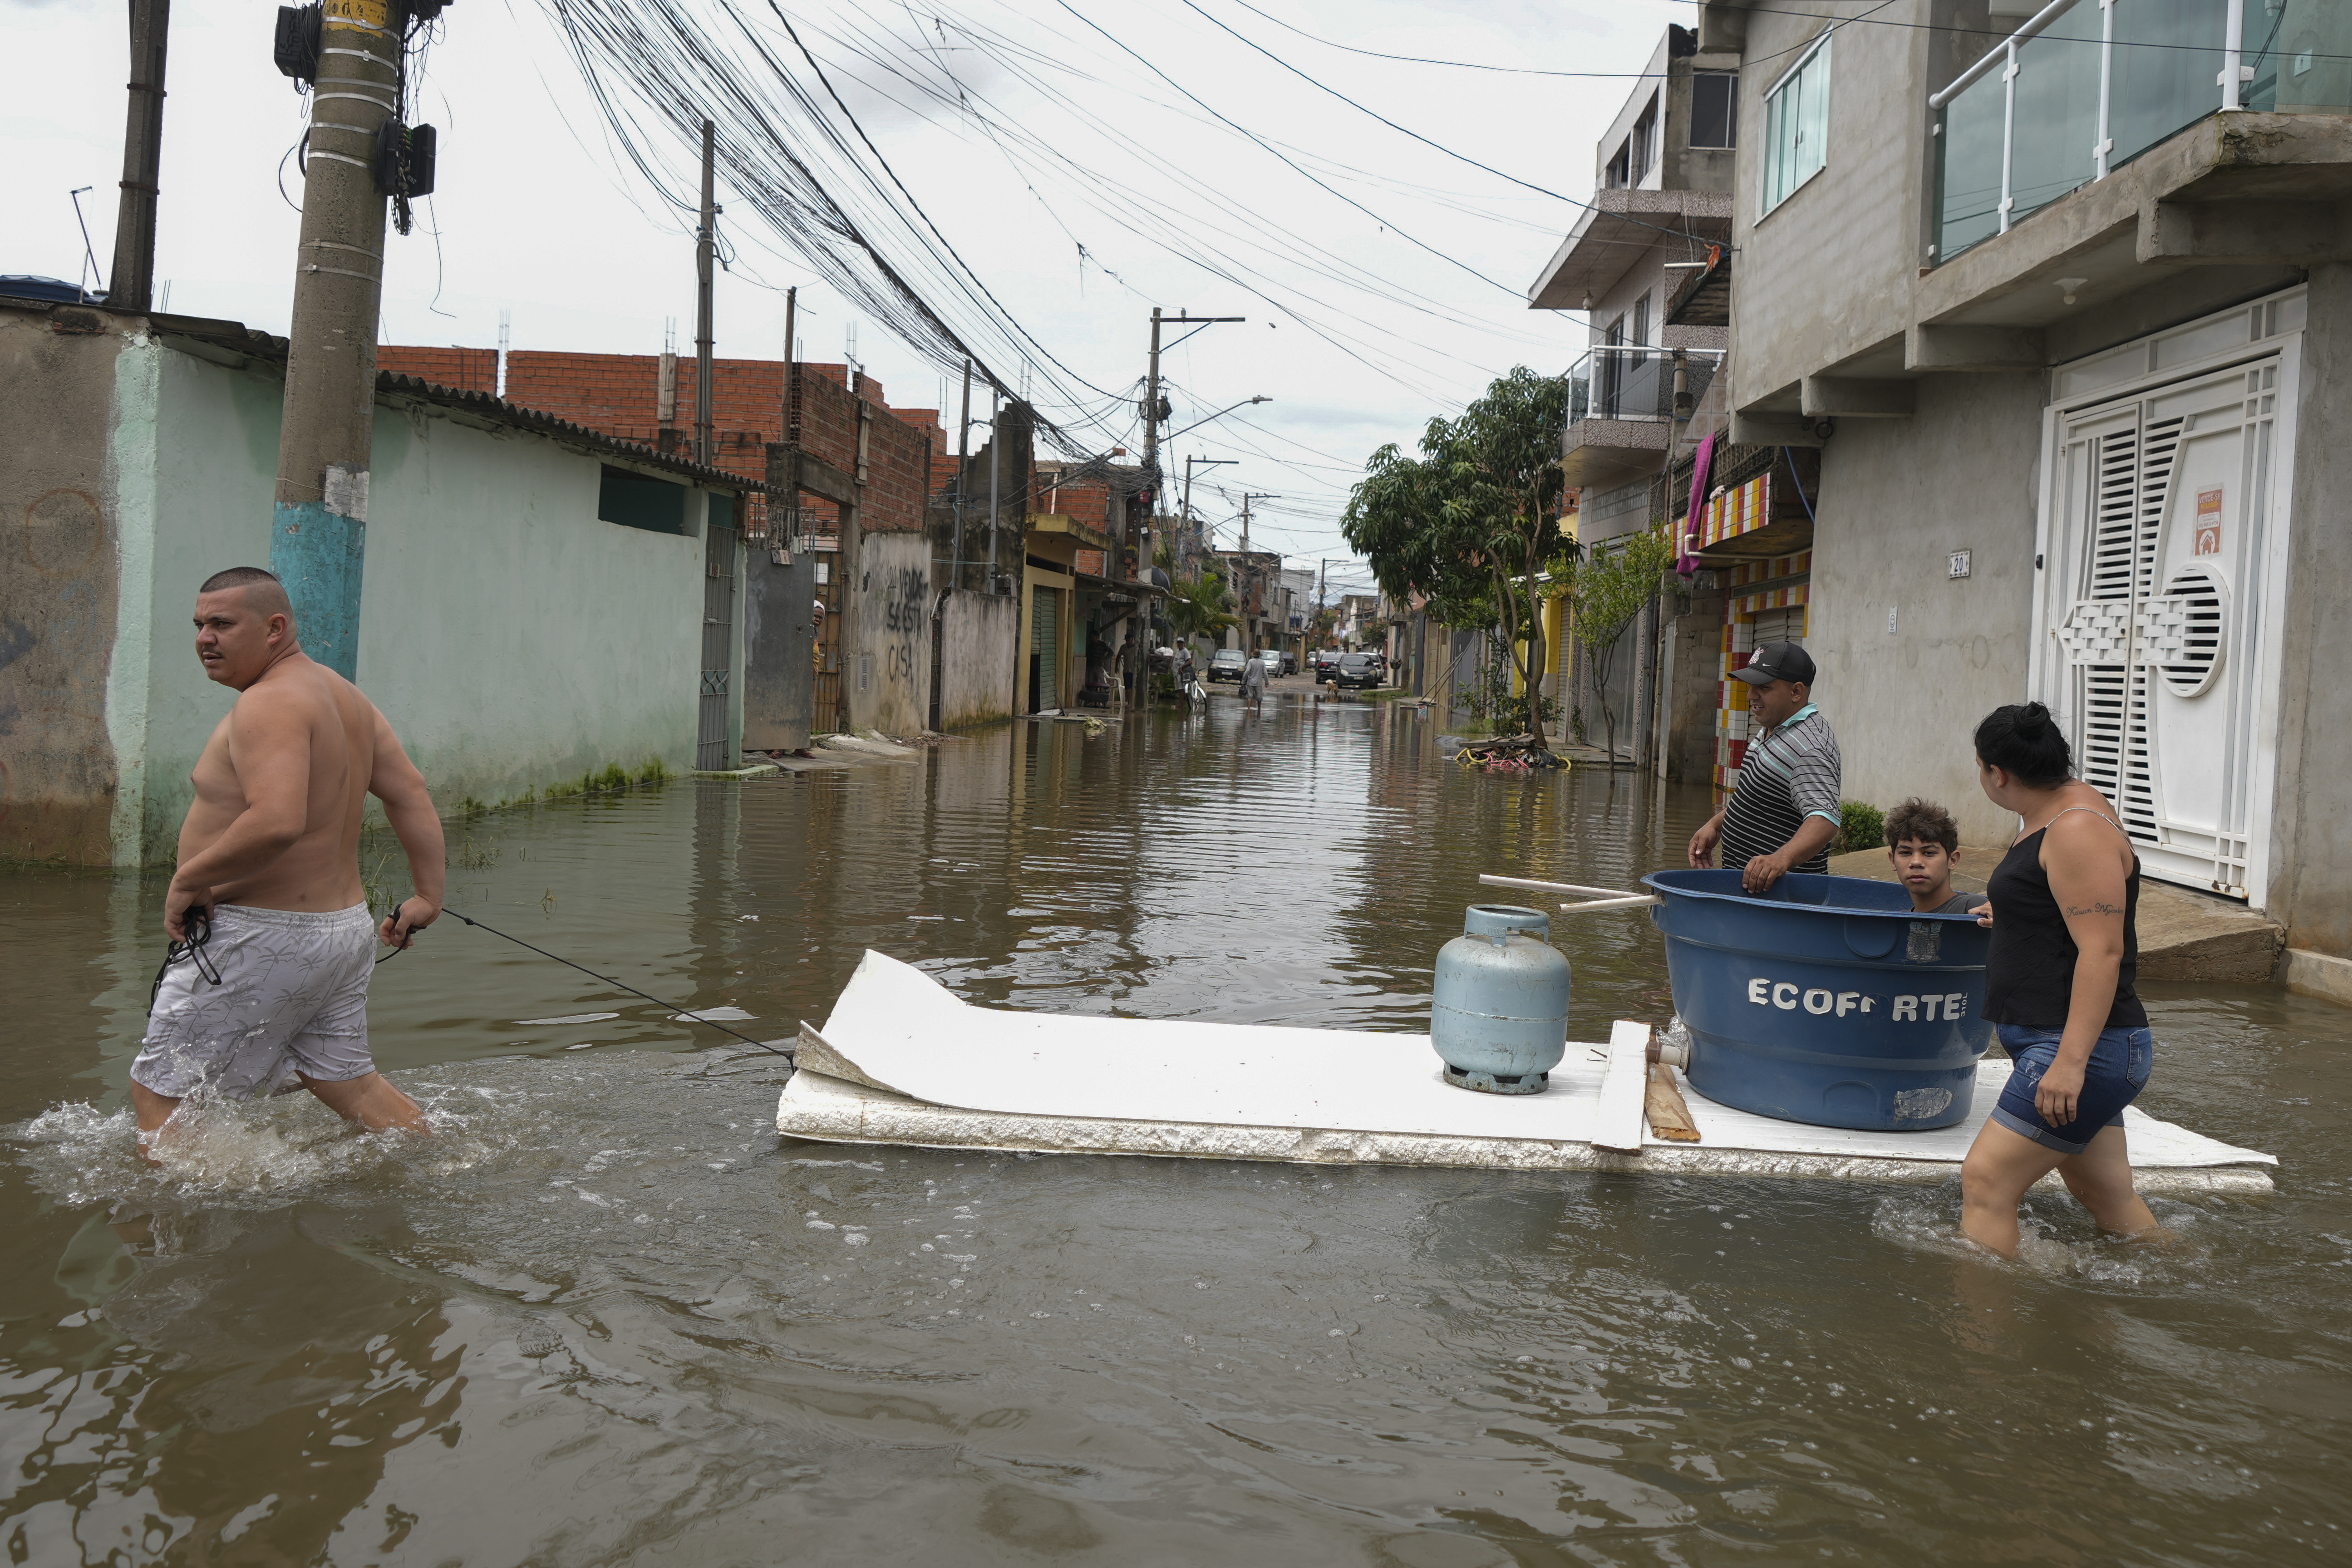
[{"xmin": 5, "ymin": 0, "xmax": 1690, "ymax": 577}]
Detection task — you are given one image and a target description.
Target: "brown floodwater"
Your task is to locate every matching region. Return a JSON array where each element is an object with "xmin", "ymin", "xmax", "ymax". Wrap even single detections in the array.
[{"xmin": 3, "ymin": 698, "xmax": 2349, "ymax": 1565}]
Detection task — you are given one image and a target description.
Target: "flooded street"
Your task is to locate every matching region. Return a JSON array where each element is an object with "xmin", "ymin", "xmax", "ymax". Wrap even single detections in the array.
[{"xmin": 5, "ymin": 700, "xmax": 2350, "ymax": 1565}]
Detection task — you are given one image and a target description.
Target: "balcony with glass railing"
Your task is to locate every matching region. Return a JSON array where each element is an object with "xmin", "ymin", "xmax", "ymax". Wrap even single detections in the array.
[
  {"xmin": 1565, "ymin": 346, "xmax": 1721, "ymax": 427},
  {"xmin": 1561, "ymin": 346, "xmax": 1723, "ymax": 489},
  {"xmin": 1931, "ymin": 0, "xmax": 2352, "ymax": 265}
]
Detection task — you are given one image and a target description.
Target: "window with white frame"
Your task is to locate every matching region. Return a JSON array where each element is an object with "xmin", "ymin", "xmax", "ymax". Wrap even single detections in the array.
[{"xmin": 1761, "ymin": 31, "xmax": 1831, "ymax": 213}]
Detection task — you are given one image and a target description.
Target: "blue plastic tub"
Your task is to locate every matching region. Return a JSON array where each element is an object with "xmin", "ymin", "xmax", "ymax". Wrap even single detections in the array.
[{"xmin": 1640, "ymin": 870, "xmax": 1993, "ymax": 1131}]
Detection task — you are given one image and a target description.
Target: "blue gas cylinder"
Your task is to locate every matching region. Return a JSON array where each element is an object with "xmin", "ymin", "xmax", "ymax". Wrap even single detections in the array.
[
  {"xmin": 1641, "ymin": 870, "xmax": 1992, "ymax": 1131},
  {"xmin": 1432, "ymin": 904, "xmax": 1572, "ymax": 1095}
]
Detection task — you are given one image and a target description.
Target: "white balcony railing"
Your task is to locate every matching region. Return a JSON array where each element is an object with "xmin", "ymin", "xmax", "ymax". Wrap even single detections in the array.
[{"xmin": 1930, "ymin": 0, "xmax": 2346, "ymax": 264}]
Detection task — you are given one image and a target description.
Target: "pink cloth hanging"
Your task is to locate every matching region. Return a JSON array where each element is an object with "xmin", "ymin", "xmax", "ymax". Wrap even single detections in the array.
[{"xmin": 1677, "ymin": 432, "xmax": 1717, "ymax": 578}]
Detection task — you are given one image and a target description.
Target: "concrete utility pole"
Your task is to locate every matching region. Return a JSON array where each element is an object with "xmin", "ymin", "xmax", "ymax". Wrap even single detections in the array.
[
  {"xmin": 109, "ymin": 0, "xmax": 169, "ymax": 315},
  {"xmin": 953, "ymin": 357, "xmax": 971, "ymax": 585},
  {"xmin": 271, "ymin": 0, "xmax": 406, "ymax": 678},
  {"xmin": 987, "ymin": 387, "xmax": 1002, "ymax": 590},
  {"xmin": 1134, "ymin": 309, "xmax": 1243, "ymax": 699},
  {"xmin": 1181, "ymin": 455, "xmax": 1234, "ymax": 579},
  {"xmin": 775, "ymin": 283, "xmax": 796, "ymax": 546},
  {"xmin": 694, "ymin": 119, "xmax": 716, "ymax": 468}
]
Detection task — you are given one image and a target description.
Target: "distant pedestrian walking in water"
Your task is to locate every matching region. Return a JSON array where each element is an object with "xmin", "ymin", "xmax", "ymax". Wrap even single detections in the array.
[
  {"xmin": 1958, "ymin": 702, "xmax": 2163, "ymax": 1258},
  {"xmin": 1240, "ymin": 649, "xmax": 1268, "ymax": 711}
]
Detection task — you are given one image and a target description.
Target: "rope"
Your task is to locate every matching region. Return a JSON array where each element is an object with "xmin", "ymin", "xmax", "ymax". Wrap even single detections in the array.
[
  {"xmin": 148, "ymin": 906, "xmax": 222, "ymax": 1012},
  {"xmin": 426, "ymin": 905, "xmax": 794, "ymax": 1057}
]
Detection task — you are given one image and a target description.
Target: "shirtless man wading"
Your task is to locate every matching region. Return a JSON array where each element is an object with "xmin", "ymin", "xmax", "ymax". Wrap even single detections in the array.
[{"xmin": 131, "ymin": 567, "xmax": 446, "ymax": 1153}]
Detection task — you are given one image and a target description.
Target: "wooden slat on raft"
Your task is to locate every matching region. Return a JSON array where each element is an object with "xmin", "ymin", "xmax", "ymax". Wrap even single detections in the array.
[{"xmin": 1646, "ymin": 1062, "xmax": 1701, "ymax": 1142}]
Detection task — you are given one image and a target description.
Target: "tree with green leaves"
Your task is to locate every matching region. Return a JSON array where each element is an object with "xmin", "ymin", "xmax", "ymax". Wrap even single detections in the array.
[
  {"xmin": 1342, "ymin": 367, "xmax": 1575, "ymax": 751},
  {"xmin": 1566, "ymin": 526, "xmax": 1677, "ymax": 764},
  {"xmin": 1163, "ymin": 568, "xmax": 1238, "ymax": 646}
]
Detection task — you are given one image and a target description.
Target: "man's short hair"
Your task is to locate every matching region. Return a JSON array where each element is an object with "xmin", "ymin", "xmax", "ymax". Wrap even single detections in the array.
[
  {"xmin": 1885, "ymin": 797, "xmax": 1959, "ymax": 854},
  {"xmin": 198, "ymin": 566, "xmax": 295, "ymax": 623}
]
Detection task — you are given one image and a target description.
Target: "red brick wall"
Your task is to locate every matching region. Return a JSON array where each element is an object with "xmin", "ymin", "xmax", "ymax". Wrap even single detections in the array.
[
  {"xmin": 1036, "ymin": 469, "xmax": 1116, "ymax": 534},
  {"xmin": 403, "ymin": 347, "xmax": 949, "ymax": 535},
  {"xmin": 377, "ymin": 345, "xmax": 497, "ymax": 394},
  {"xmin": 787, "ymin": 372, "xmax": 938, "ymax": 535}
]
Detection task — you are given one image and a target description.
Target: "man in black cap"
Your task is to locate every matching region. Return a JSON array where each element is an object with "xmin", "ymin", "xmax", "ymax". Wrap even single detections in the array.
[{"xmin": 1688, "ymin": 641, "xmax": 1842, "ymax": 893}]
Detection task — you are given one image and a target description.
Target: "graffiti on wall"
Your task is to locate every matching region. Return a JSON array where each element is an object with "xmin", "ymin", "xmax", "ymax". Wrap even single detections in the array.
[{"xmin": 879, "ymin": 563, "xmax": 928, "ymax": 690}]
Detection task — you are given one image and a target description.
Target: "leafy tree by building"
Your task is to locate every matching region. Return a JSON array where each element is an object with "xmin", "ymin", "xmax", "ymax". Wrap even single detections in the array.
[{"xmin": 1342, "ymin": 367, "xmax": 1574, "ymax": 751}]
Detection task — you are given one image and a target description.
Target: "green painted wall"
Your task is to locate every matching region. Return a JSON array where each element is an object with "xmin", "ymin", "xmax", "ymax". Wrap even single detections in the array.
[{"xmin": 25, "ymin": 319, "xmax": 741, "ymax": 865}]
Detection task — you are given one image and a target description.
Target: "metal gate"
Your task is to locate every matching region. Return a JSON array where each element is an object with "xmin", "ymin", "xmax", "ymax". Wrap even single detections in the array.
[
  {"xmin": 2032, "ymin": 355, "xmax": 2287, "ymax": 902},
  {"xmin": 695, "ymin": 515, "xmax": 738, "ymax": 771},
  {"xmin": 740, "ymin": 544, "xmax": 817, "ymax": 753},
  {"xmin": 812, "ymin": 544, "xmax": 842, "ymax": 731},
  {"xmin": 1029, "ymin": 585, "xmax": 1058, "ymax": 713}
]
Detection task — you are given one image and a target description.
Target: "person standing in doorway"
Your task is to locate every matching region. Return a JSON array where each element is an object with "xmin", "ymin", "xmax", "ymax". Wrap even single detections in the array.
[
  {"xmin": 1687, "ymin": 642, "xmax": 1841, "ymax": 893},
  {"xmin": 132, "ymin": 568, "xmax": 445, "ymax": 1160},
  {"xmin": 1957, "ymin": 702, "xmax": 2161, "ymax": 1258}
]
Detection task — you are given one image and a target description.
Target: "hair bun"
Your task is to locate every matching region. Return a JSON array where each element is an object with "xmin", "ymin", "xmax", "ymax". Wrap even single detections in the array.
[{"xmin": 2015, "ymin": 702, "xmax": 2051, "ymax": 739}]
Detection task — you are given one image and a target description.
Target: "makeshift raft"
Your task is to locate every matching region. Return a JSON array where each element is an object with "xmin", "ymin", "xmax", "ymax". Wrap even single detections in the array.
[{"xmin": 775, "ymin": 952, "xmax": 2276, "ymax": 1194}]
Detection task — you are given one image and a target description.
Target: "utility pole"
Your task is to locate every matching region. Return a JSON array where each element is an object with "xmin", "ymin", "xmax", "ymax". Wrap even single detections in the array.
[
  {"xmin": 1236, "ymin": 492, "xmax": 1274, "ymax": 651},
  {"xmin": 694, "ymin": 119, "xmax": 716, "ymax": 468},
  {"xmin": 986, "ymin": 386, "xmax": 1002, "ymax": 591},
  {"xmin": 775, "ymin": 283, "xmax": 796, "ymax": 548},
  {"xmin": 1132, "ymin": 309, "xmax": 1243, "ymax": 702},
  {"xmin": 108, "ymin": 0, "xmax": 169, "ymax": 314},
  {"xmin": 953, "ymin": 358, "xmax": 971, "ymax": 586},
  {"xmin": 1181, "ymin": 455, "xmax": 1235, "ymax": 580},
  {"xmin": 270, "ymin": 0, "xmax": 407, "ymax": 678}
]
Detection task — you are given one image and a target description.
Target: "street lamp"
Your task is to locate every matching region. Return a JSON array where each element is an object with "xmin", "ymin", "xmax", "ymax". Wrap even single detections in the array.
[{"xmin": 1164, "ymin": 395, "xmax": 1270, "ymax": 444}]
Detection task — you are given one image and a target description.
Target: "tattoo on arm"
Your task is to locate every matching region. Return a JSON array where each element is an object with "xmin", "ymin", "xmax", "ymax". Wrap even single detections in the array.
[{"xmin": 2063, "ymin": 901, "xmax": 2125, "ymax": 917}]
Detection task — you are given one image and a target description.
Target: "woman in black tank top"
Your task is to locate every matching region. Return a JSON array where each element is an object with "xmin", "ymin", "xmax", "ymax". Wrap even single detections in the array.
[{"xmin": 1958, "ymin": 703, "xmax": 2163, "ymax": 1258}]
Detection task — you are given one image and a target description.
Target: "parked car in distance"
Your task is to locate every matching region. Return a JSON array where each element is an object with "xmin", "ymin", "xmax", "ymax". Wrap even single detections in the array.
[
  {"xmin": 1331, "ymin": 653, "xmax": 1380, "ymax": 690},
  {"xmin": 1258, "ymin": 652, "xmax": 1284, "ymax": 677},
  {"xmin": 1208, "ymin": 648, "xmax": 1251, "ymax": 683},
  {"xmin": 1279, "ymin": 651, "xmax": 1299, "ymax": 675},
  {"xmin": 1311, "ymin": 649, "xmax": 1342, "ymax": 676}
]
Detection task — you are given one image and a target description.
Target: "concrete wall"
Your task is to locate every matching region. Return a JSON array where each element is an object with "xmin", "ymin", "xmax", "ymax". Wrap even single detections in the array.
[
  {"xmin": 936, "ymin": 591, "xmax": 1018, "ymax": 729},
  {"xmin": 2268, "ymin": 264, "xmax": 2352, "ymax": 954},
  {"xmin": 844, "ymin": 529, "xmax": 933, "ymax": 735},
  {"xmin": 4, "ymin": 305, "xmax": 743, "ymax": 865},
  {"xmin": 1803, "ymin": 370, "xmax": 2046, "ymax": 845},
  {"xmin": 1728, "ymin": 2, "xmax": 1938, "ymax": 406},
  {"xmin": 354, "ymin": 395, "xmax": 720, "ymax": 814},
  {"xmin": 0, "ymin": 309, "xmax": 127, "ymax": 863}
]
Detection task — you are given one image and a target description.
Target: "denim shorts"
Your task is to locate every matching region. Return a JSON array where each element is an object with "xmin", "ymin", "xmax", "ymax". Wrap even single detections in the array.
[{"xmin": 1990, "ymin": 1023, "xmax": 2153, "ymax": 1155}]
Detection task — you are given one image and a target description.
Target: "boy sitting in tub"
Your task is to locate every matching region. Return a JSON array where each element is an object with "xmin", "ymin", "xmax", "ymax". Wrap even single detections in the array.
[{"xmin": 1885, "ymin": 798, "xmax": 1990, "ymax": 916}]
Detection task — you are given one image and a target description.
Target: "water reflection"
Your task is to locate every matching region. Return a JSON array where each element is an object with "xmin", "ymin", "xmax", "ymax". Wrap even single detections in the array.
[{"xmin": 0, "ymin": 709, "xmax": 2347, "ymax": 1562}]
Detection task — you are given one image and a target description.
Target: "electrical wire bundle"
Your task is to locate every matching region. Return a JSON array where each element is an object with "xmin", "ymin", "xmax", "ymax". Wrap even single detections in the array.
[{"xmin": 536, "ymin": 0, "xmax": 1112, "ymax": 455}]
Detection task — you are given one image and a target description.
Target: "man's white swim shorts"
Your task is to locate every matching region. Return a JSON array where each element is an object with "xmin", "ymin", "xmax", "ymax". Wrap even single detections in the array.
[{"xmin": 131, "ymin": 902, "xmax": 378, "ymax": 1100}]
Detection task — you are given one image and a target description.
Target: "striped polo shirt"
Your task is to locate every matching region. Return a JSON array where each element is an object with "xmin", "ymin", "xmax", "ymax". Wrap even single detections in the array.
[{"xmin": 1720, "ymin": 703, "xmax": 1842, "ymax": 875}]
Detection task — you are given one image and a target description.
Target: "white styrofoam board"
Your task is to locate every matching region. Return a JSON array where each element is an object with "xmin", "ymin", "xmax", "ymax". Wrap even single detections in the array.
[
  {"xmin": 773, "ymin": 1068, "xmax": 2274, "ymax": 1194},
  {"xmin": 814, "ymin": 949, "xmax": 1614, "ymax": 1144},
  {"xmin": 788, "ymin": 949, "xmax": 2274, "ymax": 1189}
]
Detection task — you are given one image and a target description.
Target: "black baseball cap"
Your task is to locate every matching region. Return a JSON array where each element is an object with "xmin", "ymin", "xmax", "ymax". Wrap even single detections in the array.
[{"xmin": 1731, "ymin": 640, "xmax": 1816, "ymax": 687}]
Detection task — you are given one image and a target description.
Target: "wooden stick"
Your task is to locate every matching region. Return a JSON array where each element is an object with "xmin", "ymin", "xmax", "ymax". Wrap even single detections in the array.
[
  {"xmin": 1646, "ymin": 1061, "xmax": 1701, "ymax": 1142},
  {"xmin": 1555, "ymin": 894, "xmax": 1660, "ymax": 915}
]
